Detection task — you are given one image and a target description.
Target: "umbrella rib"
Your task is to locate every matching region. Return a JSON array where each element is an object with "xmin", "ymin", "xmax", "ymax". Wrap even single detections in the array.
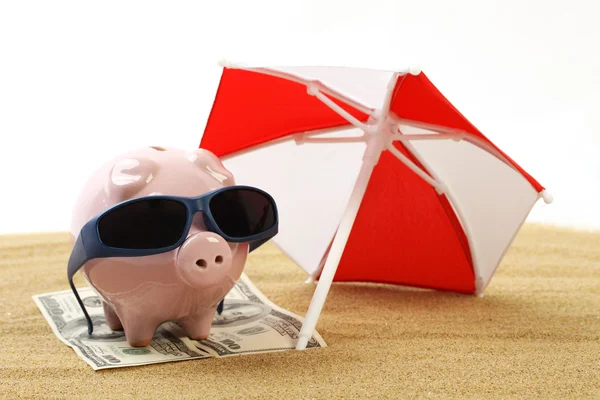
[
  {"xmin": 241, "ymin": 66, "xmax": 376, "ymax": 116},
  {"xmin": 385, "ymin": 118, "xmax": 483, "ymax": 288},
  {"xmin": 297, "ymin": 136, "xmax": 366, "ymax": 144},
  {"xmin": 392, "ymin": 132, "xmax": 464, "ymax": 141},
  {"xmin": 217, "ymin": 125, "xmax": 366, "ymax": 161},
  {"xmin": 385, "ymin": 141, "xmax": 447, "ymax": 193},
  {"xmin": 390, "ymin": 121, "xmax": 549, "ymax": 200},
  {"xmin": 390, "ymin": 117, "xmax": 520, "ymax": 173},
  {"xmin": 310, "ymin": 89, "xmax": 374, "ymax": 132},
  {"xmin": 398, "ymin": 139, "xmax": 483, "ymax": 293}
]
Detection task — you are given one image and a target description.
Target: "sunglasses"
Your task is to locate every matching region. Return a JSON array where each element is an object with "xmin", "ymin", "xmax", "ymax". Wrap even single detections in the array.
[{"xmin": 67, "ymin": 185, "xmax": 278, "ymax": 335}]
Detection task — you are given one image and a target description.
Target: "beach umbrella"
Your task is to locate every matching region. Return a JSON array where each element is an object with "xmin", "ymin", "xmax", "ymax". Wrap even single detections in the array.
[{"xmin": 199, "ymin": 61, "xmax": 552, "ymax": 350}]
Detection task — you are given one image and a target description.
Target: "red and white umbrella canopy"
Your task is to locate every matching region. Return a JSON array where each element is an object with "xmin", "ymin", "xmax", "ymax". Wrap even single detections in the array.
[{"xmin": 200, "ymin": 61, "xmax": 551, "ymax": 349}]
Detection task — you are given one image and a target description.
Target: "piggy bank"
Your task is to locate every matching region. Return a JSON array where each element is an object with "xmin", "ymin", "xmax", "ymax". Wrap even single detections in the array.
[{"xmin": 69, "ymin": 146, "xmax": 251, "ymax": 347}]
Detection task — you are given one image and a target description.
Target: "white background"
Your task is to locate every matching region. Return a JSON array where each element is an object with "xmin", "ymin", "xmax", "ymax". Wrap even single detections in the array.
[{"xmin": 0, "ymin": 0, "xmax": 598, "ymax": 234}]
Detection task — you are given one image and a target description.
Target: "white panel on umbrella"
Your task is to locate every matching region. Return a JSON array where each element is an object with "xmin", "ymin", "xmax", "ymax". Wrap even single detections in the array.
[
  {"xmin": 268, "ymin": 66, "xmax": 395, "ymax": 110},
  {"xmin": 221, "ymin": 128, "xmax": 366, "ymax": 276},
  {"xmin": 404, "ymin": 128, "xmax": 539, "ymax": 292}
]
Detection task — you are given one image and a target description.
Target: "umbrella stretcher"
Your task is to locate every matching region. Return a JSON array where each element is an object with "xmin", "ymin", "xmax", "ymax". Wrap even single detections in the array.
[{"xmin": 199, "ymin": 62, "xmax": 552, "ymax": 350}]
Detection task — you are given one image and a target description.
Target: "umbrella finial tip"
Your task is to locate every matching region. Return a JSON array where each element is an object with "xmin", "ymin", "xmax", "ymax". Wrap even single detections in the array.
[
  {"xmin": 409, "ymin": 65, "xmax": 421, "ymax": 76},
  {"xmin": 218, "ymin": 58, "xmax": 233, "ymax": 68},
  {"xmin": 541, "ymin": 190, "xmax": 553, "ymax": 204}
]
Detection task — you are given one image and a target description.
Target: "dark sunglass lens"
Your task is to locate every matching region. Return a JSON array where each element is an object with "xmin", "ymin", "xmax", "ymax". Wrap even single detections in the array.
[
  {"xmin": 209, "ymin": 189, "xmax": 275, "ymax": 238},
  {"xmin": 98, "ymin": 198, "xmax": 187, "ymax": 249}
]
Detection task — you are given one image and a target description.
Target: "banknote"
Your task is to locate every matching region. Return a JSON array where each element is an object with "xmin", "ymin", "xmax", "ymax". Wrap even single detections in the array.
[{"xmin": 33, "ymin": 273, "xmax": 326, "ymax": 370}]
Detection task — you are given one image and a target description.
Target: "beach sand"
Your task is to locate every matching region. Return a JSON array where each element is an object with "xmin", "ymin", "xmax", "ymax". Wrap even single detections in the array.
[{"xmin": 0, "ymin": 223, "xmax": 598, "ymax": 399}]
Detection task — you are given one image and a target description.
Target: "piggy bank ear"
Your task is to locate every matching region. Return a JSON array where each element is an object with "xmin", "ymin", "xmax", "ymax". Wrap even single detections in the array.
[
  {"xmin": 189, "ymin": 148, "xmax": 235, "ymax": 186},
  {"xmin": 106, "ymin": 157, "xmax": 159, "ymax": 202}
]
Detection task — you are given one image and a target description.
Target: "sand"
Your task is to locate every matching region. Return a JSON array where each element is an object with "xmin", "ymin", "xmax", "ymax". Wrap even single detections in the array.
[{"xmin": 0, "ymin": 224, "xmax": 598, "ymax": 399}]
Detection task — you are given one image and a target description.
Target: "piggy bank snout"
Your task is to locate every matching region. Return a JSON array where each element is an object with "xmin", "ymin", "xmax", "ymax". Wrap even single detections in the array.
[{"xmin": 176, "ymin": 231, "xmax": 234, "ymax": 288}]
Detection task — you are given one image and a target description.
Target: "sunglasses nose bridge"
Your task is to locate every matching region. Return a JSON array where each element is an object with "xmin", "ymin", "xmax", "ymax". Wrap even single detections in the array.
[
  {"xmin": 191, "ymin": 196, "xmax": 210, "ymax": 213},
  {"xmin": 187, "ymin": 205, "xmax": 212, "ymax": 235}
]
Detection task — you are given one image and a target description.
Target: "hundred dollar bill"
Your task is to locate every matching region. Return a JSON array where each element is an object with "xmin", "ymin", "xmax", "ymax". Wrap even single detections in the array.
[{"xmin": 33, "ymin": 273, "xmax": 326, "ymax": 370}]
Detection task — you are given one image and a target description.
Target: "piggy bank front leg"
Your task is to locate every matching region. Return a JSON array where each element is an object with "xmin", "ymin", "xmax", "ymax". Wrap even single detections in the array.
[
  {"xmin": 102, "ymin": 302, "xmax": 123, "ymax": 331},
  {"xmin": 178, "ymin": 307, "xmax": 217, "ymax": 340},
  {"xmin": 119, "ymin": 311, "xmax": 162, "ymax": 347}
]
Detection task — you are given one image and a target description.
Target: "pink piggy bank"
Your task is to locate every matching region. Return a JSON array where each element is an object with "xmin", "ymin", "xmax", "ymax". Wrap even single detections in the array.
[{"xmin": 68, "ymin": 146, "xmax": 277, "ymax": 347}]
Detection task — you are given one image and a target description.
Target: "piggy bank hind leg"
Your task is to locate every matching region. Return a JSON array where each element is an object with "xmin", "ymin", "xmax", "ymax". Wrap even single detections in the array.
[
  {"xmin": 178, "ymin": 307, "xmax": 217, "ymax": 340},
  {"xmin": 102, "ymin": 302, "xmax": 123, "ymax": 331}
]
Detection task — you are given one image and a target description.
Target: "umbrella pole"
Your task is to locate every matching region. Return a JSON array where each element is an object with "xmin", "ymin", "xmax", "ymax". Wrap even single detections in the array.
[{"xmin": 296, "ymin": 134, "xmax": 383, "ymax": 350}]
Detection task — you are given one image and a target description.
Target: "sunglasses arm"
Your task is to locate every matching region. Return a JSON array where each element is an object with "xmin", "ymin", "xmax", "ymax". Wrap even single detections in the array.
[
  {"xmin": 214, "ymin": 235, "xmax": 273, "ymax": 315},
  {"xmin": 67, "ymin": 233, "xmax": 94, "ymax": 335}
]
